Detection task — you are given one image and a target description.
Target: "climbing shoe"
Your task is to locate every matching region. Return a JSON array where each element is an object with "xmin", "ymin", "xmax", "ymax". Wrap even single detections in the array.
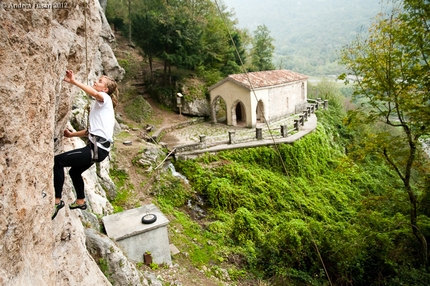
[
  {"xmin": 69, "ymin": 201, "xmax": 87, "ymax": 210},
  {"xmin": 52, "ymin": 200, "xmax": 65, "ymax": 220}
]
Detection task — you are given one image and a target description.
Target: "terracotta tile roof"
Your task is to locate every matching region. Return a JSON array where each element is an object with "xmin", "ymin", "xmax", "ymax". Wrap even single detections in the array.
[{"xmin": 219, "ymin": 70, "xmax": 308, "ymax": 90}]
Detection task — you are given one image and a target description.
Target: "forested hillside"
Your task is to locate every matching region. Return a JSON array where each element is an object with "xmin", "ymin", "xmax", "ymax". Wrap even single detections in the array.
[
  {"xmin": 164, "ymin": 89, "xmax": 430, "ymax": 285},
  {"xmin": 223, "ymin": 0, "xmax": 382, "ymax": 75},
  {"xmin": 105, "ymin": 1, "xmax": 430, "ymax": 284}
]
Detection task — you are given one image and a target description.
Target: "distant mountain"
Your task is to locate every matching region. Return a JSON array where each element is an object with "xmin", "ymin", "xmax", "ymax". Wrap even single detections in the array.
[{"xmin": 222, "ymin": 0, "xmax": 382, "ymax": 75}]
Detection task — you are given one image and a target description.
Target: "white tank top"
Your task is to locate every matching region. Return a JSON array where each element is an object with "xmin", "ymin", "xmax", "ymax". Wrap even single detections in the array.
[{"xmin": 88, "ymin": 92, "xmax": 114, "ymax": 151}]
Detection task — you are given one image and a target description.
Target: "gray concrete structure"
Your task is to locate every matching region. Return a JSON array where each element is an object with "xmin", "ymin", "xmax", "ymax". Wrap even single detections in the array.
[{"xmin": 102, "ymin": 204, "xmax": 171, "ymax": 265}]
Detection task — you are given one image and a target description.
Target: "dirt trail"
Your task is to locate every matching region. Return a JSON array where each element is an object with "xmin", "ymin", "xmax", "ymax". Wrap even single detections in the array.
[
  {"xmin": 112, "ymin": 94, "xmax": 191, "ymax": 203},
  {"xmin": 112, "ymin": 101, "xmax": 228, "ymax": 286},
  {"xmin": 111, "ymin": 36, "xmax": 232, "ymax": 286}
]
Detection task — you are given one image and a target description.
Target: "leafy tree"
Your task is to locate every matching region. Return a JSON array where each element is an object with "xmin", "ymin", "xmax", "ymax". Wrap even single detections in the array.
[
  {"xmin": 339, "ymin": 1, "xmax": 430, "ymax": 264},
  {"xmin": 219, "ymin": 30, "xmax": 247, "ymax": 75},
  {"xmin": 129, "ymin": 0, "xmax": 246, "ymax": 83},
  {"xmin": 130, "ymin": 0, "xmax": 203, "ymax": 81},
  {"xmin": 109, "ymin": 0, "xmax": 250, "ymax": 85},
  {"xmin": 164, "ymin": 0, "xmax": 211, "ymax": 80},
  {"xmin": 106, "ymin": 0, "xmax": 144, "ymax": 41},
  {"xmin": 401, "ymin": 0, "xmax": 430, "ymax": 99},
  {"xmin": 250, "ymin": 24, "xmax": 275, "ymax": 71},
  {"xmin": 131, "ymin": 12, "xmax": 163, "ymax": 77},
  {"xmin": 196, "ymin": 1, "xmax": 248, "ymax": 80}
]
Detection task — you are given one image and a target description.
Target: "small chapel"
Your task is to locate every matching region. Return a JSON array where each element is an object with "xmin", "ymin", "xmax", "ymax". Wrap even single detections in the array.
[{"xmin": 208, "ymin": 70, "xmax": 308, "ymax": 128}]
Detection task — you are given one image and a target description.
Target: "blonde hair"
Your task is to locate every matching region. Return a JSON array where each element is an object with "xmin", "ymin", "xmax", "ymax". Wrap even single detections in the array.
[{"xmin": 101, "ymin": 75, "xmax": 119, "ymax": 108}]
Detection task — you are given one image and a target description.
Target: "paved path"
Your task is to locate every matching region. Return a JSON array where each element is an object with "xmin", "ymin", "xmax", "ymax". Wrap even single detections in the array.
[{"xmin": 175, "ymin": 114, "xmax": 317, "ymax": 159}]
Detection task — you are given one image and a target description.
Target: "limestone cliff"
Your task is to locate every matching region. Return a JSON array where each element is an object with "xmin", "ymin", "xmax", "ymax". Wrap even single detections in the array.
[{"xmin": 0, "ymin": 1, "xmax": 125, "ymax": 285}]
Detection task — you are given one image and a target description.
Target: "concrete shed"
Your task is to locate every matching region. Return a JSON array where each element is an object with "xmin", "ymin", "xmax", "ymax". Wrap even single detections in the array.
[
  {"xmin": 102, "ymin": 204, "xmax": 171, "ymax": 265},
  {"xmin": 209, "ymin": 70, "xmax": 308, "ymax": 128}
]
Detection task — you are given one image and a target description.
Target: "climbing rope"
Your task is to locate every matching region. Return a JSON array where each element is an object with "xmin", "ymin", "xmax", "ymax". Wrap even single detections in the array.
[
  {"xmin": 213, "ymin": 2, "xmax": 290, "ymax": 177},
  {"xmin": 84, "ymin": 0, "xmax": 90, "ymax": 133},
  {"xmin": 213, "ymin": 1, "xmax": 333, "ymax": 285}
]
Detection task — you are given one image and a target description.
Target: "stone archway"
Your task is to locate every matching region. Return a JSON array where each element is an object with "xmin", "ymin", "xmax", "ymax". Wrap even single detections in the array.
[
  {"xmin": 231, "ymin": 100, "xmax": 246, "ymax": 126},
  {"xmin": 256, "ymin": 100, "xmax": 265, "ymax": 123},
  {"xmin": 211, "ymin": 95, "xmax": 227, "ymax": 124}
]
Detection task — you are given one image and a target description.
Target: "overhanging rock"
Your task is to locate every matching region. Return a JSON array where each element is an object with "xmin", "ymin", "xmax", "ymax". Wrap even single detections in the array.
[{"xmin": 103, "ymin": 204, "xmax": 171, "ymax": 265}]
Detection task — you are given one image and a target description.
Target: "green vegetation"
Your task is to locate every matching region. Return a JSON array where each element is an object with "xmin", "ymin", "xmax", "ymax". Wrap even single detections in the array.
[
  {"xmin": 107, "ymin": 0, "xmax": 271, "ymax": 83},
  {"xmin": 117, "ymin": 52, "xmax": 144, "ymax": 82},
  {"xmin": 340, "ymin": 0, "xmax": 430, "ymax": 265},
  {"xmin": 107, "ymin": 0, "xmax": 276, "ymax": 127},
  {"xmin": 105, "ymin": 1, "xmax": 430, "ymax": 284},
  {"xmin": 109, "ymin": 169, "xmax": 130, "ymax": 190},
  {"xmin": 115, "ymin": 51, "xmax": 155, "ymax": 124},
  {"xmin": 109, "ymin": 168, "xmax": 134, "ymax": 213},
  {"xmin": 123, "ymin": 91, "xmax": 153, "ymax": 123},
  {"xmin": 250, "ymin": 25, "xmax": 275, "ymax": 71},
  {"xmin": 149, "ymin": 262, "xmax": 159, "ymax": 270},
  {"xmin": 150, "ymin": 80, "xmax": 430, "ymax": 284},
  {"xmin": 98, "ymin": 258, "xmax": 112, "ymax": 283}
]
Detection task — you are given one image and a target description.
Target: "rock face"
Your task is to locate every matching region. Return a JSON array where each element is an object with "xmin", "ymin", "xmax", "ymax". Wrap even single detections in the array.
[
  {"xmin": 0, "ymin": 2, "xmax": 122, "ymax": 285},
  {"xmin": 181, "ymin": 98, "xmax": 210, "ymax": 117},
  {"xmin": 85, "ymin": 228, "xmax": 148, "ymax": 286}
]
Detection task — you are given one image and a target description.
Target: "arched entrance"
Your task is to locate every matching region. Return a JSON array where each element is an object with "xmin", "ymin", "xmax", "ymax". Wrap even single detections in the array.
[
  {"xmin": 211, "ymin": 95, "xmax": 227, "ymax": 124},
  {"xmin": 231, "ymin": 100, "xmax": 246, "ymax": 126}
]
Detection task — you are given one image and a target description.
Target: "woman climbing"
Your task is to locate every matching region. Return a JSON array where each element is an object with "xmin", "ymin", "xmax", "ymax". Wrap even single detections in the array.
[{"xmin": 52, "ymin": 70, "xmax": 118, "ymax": 220}]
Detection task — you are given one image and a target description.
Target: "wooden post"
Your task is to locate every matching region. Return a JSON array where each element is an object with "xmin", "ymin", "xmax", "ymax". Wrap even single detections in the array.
[
  {"xmin": 256, "ymin": 128, "xmax": 263, "ymax": 140},
  {"xmin": 144, "ymin": 252, "xmax": 152, "ymax": 265},
  {"xmin": 199, "ymin": 135, "xmax": 206, "ymax": 149},
  {"xmin": 324, "ymin": 100, "xmax": 329, "ymax": 109},
  {"xmin": 229, "ymin": 131, "xmax": 236, "ymax": 144},
  {"xmin": 299, "ymin": 115, "xmax": 304, "ymax": 126},
  {"xmin": 294, "ymin": 119, "xmax": 300, "ymax": 131},
  {"xmin": 281, "ymin": 125, "xmax": 288, "ymax": 137}
]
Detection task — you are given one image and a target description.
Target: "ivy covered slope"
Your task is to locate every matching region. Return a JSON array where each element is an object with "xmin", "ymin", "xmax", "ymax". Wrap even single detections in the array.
[{"xmin": 160, "ymin": 99, "xmax": 430, "ymax": 285}]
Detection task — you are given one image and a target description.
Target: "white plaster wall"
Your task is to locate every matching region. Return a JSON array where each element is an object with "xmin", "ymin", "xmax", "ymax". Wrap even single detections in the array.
[
  {"xmin": 210, "ymin": 79, "xmax": 308, "ymax": 128},
  {"xmin": 210, "ymin": 81, "xmax": 252, "ymax": 126},
  {"xmin": 267, "ymin": 81, "xmax": 307, "ymax": 121}
]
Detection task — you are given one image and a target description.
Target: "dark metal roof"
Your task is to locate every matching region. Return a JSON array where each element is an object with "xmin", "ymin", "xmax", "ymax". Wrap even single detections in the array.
[{"xmin": 209, "ymin": 70, "xmax": 308, "ymax": 91}]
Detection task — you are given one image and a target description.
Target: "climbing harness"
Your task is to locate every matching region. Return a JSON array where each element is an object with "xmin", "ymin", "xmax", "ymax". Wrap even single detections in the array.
[
  {"xmin": 88, "ymin": 133, "xmax": 110, "ymax": 162},
  {"xmin": 213, "ymin": 1, "xmax": 333, "ymax": 285},
  {"xmin": 82, "ymin": 0, "xmax": 100, "ymax": 163}
]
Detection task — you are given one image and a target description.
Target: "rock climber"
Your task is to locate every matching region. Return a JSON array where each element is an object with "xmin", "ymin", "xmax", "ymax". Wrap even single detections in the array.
[{"xmin": 52, "ymin": 70, "xmax": 118, "ymax": 220}]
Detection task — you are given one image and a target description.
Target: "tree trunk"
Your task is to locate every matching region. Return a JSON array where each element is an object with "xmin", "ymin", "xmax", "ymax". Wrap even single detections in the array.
[
  {"xmin": 149, "ymin": 55, "xmax": 153, "ymax": 79},
  {"xmin": 128, "ymin": 0, "xmax": 132, "ymax": 43},
  {"xmin": 163, "ymin": 60, "xmax": 168, "ymax": 82},
  {"xmin": 406, "ymin": 184, "xmax": 428, "ymax": 264},
  {"xmin": 384, "ymin": 133, "xmax": 428, "ymax": 265}
]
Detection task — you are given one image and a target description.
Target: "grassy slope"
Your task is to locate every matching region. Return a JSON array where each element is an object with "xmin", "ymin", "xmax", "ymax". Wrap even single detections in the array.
[
  {"xmin": 160, "ymin": 102, "xmax": 430, "ymax": 285},
  {"xmin": 111, "ymin": 34, "xmax": 429, "ymax": 286}
]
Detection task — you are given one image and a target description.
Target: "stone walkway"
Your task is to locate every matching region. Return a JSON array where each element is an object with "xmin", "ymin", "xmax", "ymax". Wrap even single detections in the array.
[{"xmin": 172, "ymin": 114, "xmax": 318, "ymax": 159}]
